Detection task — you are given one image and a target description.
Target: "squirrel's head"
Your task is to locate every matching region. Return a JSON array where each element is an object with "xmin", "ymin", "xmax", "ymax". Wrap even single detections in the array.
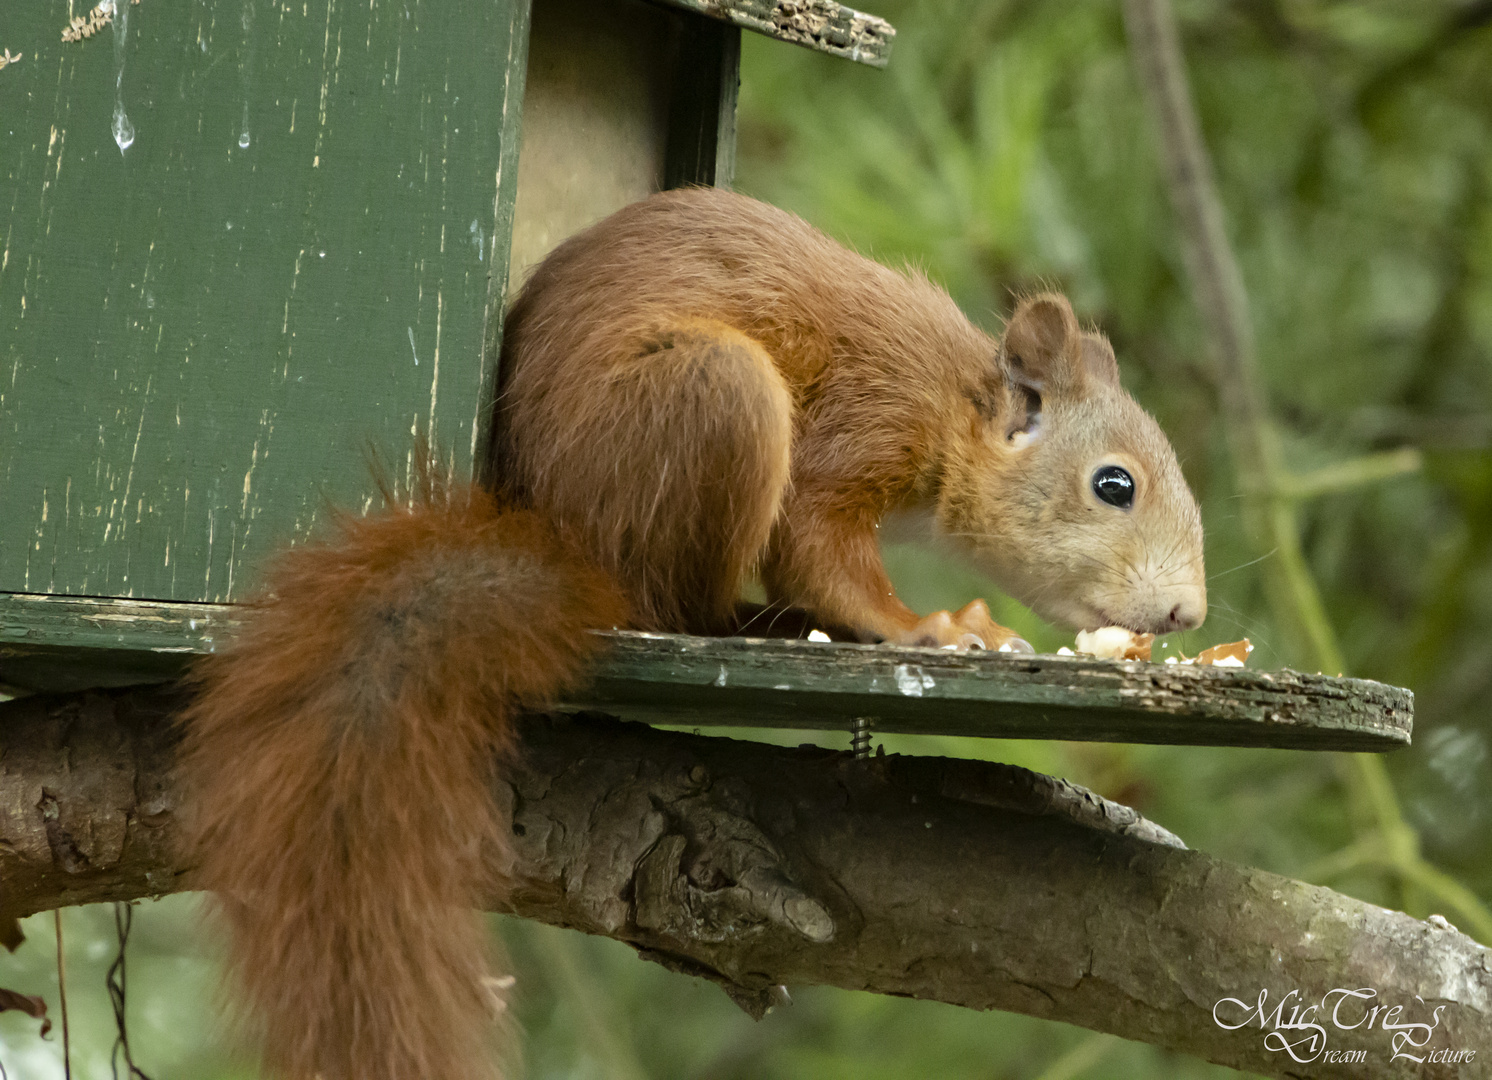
[{"xmin": 941, "ymin": 293, "xmax": 1206, "ymax": 635}]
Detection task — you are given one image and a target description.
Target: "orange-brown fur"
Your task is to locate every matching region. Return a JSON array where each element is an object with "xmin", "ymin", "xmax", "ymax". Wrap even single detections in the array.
[
  {"xmin": 495, "ymin": 187, "xmax": 1205, "ymax": 643},
  {"xmin": 178, "ymin": 486, "xmax": 626, "ymax": 1080},
  {"xmin": 181, "ymin": 187, "xmax": 1205, "ymax": 1080}
]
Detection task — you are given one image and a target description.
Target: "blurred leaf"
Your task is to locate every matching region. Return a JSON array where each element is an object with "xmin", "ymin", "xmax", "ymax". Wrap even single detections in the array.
[{"xmin": 0, "ymin": 988, "xmax": 49, "ymax": 1040}]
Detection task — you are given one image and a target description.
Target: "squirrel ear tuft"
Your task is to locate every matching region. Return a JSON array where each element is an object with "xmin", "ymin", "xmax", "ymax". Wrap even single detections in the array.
[
  {"xmin": 1080, "ymin": 333, "xmax": 1121, "ymax": 388},
  {"xmin": 1001, "ymin": 293, "xmax": 1080, "ymax": 392}
]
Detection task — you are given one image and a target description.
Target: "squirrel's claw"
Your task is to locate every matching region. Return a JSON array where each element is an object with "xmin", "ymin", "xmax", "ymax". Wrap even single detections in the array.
[{"xmin": 893, "ymin": 600, "xmax": 1029, "ymax": 653}]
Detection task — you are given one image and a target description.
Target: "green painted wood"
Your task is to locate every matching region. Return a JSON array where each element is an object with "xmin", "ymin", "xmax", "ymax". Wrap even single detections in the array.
[
  {"xmin": 664, "ymin": 14, "xmax": 740, "ymax": 189},
  {"xmin": 0, "ymin": 595, "xmax": 1413, "ymax": 750},
  {"xmin": 0, "ymin": 0, "xmax": 532, "ymax": 604},
  {"xmin": 654, "ymin": 0, "xmax": 893, "ymax": 67}
]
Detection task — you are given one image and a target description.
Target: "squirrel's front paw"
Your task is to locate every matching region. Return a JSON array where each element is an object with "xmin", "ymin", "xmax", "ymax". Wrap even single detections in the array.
[{"xmin": 892, "ymin": 600, "xmax": 1033, "ymax": 653}]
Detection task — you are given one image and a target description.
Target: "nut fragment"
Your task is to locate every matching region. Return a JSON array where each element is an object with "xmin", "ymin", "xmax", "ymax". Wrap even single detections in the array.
[
  {"xmin": 1072, "ymin": 627, "xmax": 1253, "ymax": 667},
  {"xmin": 1190, "ymin": 639, "xmax": 1252, "ymax": 667},
  {"xmin": 1074, "ymin": 626, "xmax": 1154, "ymax": 661}
]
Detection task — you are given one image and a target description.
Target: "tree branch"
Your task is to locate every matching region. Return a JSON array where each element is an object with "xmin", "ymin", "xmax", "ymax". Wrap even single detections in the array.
[{"xmin": 1, "ymin": 688, "xmax": 1487, "ymax": 1078}]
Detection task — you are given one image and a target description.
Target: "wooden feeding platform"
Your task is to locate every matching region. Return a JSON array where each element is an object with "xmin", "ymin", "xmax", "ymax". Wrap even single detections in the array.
[
  {"xmin": 0, "ymin": 595, "xmax": 1412, "ymax": 752},
  {"xmin": 580, "ymin": 634, "xmax": 1412, "ymax": 751}
]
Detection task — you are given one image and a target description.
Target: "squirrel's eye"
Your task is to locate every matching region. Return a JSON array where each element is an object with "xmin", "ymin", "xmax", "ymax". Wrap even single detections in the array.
[{"xmin": 1092, "ymin": 465, "xmax": 1134, "ymax": 509}]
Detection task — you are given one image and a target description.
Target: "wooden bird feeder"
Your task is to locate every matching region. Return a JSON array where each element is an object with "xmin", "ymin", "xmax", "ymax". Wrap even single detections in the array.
[{"xmin": 0, "ymin": 0, "xmax": 1409, "ymax": 753}]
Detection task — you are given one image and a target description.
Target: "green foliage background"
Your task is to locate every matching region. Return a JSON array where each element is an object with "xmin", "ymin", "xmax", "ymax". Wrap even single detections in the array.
[{"xmin": 3, "ymin": 1, "xmax": 1490, "ymax": 1076}]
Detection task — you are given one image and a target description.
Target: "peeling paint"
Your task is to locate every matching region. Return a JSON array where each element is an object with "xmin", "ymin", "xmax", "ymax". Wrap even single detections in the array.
[
  {"xmin": 894, "ymin": 663, "xmax": 934, "ymax": 697},
  {"xmin": 2, "ymin": 0, "xmax": 527, "ymax": 612}
]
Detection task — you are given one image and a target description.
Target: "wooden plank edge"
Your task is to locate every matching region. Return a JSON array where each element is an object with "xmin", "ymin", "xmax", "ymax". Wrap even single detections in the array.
[
  {"xmin": 566, "ymin": 632, "xmax": 1412, "ymax": 750},
  {"xmin": 0, "ymin": 595, "xmax": 1413, "ymax": 750},
  {"xmin": 653, "ymin": 0, "xmax": 894, "ymax": 67}
]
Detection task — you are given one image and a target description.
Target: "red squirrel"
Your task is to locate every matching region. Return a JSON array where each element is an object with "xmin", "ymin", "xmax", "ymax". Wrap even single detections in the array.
[{"xmin": 178, "ymin": 187, "xmax": 1206, "ymax": 1080}]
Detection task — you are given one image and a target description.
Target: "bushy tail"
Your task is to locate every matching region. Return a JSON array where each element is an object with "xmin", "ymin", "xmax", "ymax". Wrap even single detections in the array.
[{"xmin": 177, "ymin": 482, "xmax": 627, "ymax": 1080}]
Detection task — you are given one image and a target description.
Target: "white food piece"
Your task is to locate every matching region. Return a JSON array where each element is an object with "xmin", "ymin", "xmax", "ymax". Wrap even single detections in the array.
[
  {"xmin": 807, "ymin": 629, "xmax": 832, "ymax": 642},
  {"xmin": 1074, "ymin": 626, "xmax": 1139, "ymax": 660}
]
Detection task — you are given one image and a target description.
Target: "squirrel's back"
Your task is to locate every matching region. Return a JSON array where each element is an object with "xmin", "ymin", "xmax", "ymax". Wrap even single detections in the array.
[
  {"xmin": 498, "ymin": 188, "xmax": 986, "ymax": 400},
  {"xmin": 492, "ymin": 187, "xmax": 1004, "ymax": 633}
]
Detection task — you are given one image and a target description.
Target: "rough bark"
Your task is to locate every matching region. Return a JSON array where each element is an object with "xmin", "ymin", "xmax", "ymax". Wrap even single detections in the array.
[{"xmin": 0, "ymin": 688, "xmax": 1486, "ymax": 1079}]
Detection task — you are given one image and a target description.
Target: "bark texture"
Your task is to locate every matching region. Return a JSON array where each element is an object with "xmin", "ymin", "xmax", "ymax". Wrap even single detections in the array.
[{"xmin": 0, "ymin": 688, "xmax": 1486, "ymax": 1079}]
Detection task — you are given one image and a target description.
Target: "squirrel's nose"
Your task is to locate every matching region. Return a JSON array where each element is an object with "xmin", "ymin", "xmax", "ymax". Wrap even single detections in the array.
[{"xmin": 1164, "ymin": 589, "xmax": 1207, "ymax": 632}]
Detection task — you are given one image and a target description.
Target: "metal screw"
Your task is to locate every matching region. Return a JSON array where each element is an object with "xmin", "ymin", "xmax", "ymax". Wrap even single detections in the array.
[{"xmin": 850, "ymin": 716, "xmax": 875, "ymax": 759}]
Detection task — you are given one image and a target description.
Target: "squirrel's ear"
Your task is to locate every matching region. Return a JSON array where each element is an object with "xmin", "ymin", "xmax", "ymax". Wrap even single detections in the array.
[
  {"xmin": 1001, "ymin": 293, "xmax": 1080, "ymax": 392},
  {"xmin": 1080, "ymin": 333, "xmax": 1121, "ymax": 388}
]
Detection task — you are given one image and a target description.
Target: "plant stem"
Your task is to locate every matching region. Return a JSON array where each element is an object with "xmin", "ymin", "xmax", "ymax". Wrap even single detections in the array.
[{"xmin": 53, "ymin": 909, "xmax": 70, "ymax": 1080}]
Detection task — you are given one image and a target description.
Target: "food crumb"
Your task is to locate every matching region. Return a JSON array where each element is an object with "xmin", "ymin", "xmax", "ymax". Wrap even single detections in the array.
[
  {"xmin": 1075, "ymin": 626, "xmax": 1154, "ymax": 661},
  {"xmin": 1073, "ymin": 626, "xmax": 1252, "ymax": 667}
]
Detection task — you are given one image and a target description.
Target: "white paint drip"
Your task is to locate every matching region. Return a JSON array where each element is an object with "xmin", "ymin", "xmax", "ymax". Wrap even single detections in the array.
[
  {"xmin": 238, "ymin": 0, "xmax": 255, "ymax": 149},
  {"xmin": 428, "ymin": 289, "xmax": 442, "ymax": 436},
  {"xmin": 109, "ymin": 0, "xmax": 135, "ymax": 151}
]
